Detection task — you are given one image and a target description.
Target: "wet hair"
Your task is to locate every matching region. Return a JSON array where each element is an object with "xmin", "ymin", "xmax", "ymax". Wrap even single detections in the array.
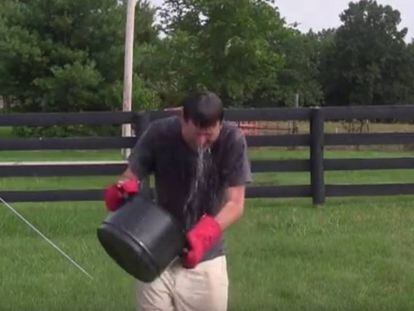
[{"xmin": 182, "ymin": 91, "xmax": 224, "ymax": 128}]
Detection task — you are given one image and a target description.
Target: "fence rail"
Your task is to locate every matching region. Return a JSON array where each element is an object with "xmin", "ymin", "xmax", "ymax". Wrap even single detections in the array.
[
  {"xmin": 1, "ymin": 105, "xmax": 414, "ymax": 205},
  {"xmin": 0, "ymin": 111, "xmax": 136, "ymax": 126}
]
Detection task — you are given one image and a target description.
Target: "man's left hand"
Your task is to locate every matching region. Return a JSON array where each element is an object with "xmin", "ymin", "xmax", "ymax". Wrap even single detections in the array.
[{"xmin": 182, "ymin": 215, "xmax": 222, "ymax": 269}]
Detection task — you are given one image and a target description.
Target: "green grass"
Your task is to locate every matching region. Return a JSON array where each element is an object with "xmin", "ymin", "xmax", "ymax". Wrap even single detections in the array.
[
  {"xmin": 248, "ymin": 147, "xmax": 414, "ymax": 160},
  {"xmin": 1, "ymin": 147, "xmax": 413, "ymax": 163},
  {"xmin": 1, "ymin": 197, "xmax": 414, "ymax": 310},
  {"xmin": 0, "ymin": 126, "xmax": 13, "ymax": 138},
  {"xmin": 0, "ymin": 176, "xmax": 116, "ymax": 191},
  {"xmin": 227, "ymin": 196, "xmax": 414, "ymax": 310},
  {"xmin": 252, "ymin": 169, "xmax": 414, "ymax": 186},
  {"xmin": 0, "ymin": 202, "xmax": 135, "ymax": 311},
  {"xmin": 1, "ymin": 148, "xmax": 414, "ymax": 309},
  {"xmin": 1, "ymin": 148, "xmax": 413, "ymax": 190},
  {"xmin": 0, "ymin": 150, "xmax": 123, "ymax": 162},
  {"xmin": 3, "ymin": 169, "xmax": 414, "ymax": 191}
]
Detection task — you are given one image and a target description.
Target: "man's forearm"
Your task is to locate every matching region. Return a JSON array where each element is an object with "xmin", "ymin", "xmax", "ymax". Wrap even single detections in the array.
[
  {"xmin": 214, "ymin": 200, "xmax": 244, "ymax": 231},
  {"xmin": 214, "ymin": 186, "xmax": 245, "ymax": 231}
]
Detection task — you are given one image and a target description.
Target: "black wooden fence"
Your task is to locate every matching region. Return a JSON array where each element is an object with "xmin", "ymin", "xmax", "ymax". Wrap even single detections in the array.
[{"xmin": 1, "ymin": 105, "xmax": 414, "ymax": 205}]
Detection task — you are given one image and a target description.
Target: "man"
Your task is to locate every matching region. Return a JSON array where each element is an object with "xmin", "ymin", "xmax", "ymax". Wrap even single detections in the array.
[{"xmin": 104, "ymin": 91, "xmax": 252, "ymax": 311}]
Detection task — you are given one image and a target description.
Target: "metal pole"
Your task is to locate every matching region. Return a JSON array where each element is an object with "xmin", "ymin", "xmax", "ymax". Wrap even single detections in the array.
[{"xmin": 122, "ymin": 0, "xmax": 137, "ymax": 159}]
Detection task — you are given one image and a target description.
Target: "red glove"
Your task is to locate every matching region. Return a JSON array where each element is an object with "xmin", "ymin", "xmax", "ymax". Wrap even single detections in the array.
[
  {"xmin": 104, "ymin": 178, "xmax": 140, "ymax": 211},
  {"xmin": 182, "ymin": 215, "xmax": 222, "ymax": 269}
]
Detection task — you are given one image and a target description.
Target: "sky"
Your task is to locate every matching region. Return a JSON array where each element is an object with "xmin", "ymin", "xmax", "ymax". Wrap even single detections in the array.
[{"xmin": 148, "ymin": 0, "xmax": 414, "ymax": 42}]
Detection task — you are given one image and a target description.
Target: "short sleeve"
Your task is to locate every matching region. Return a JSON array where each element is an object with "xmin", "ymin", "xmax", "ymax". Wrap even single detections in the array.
[
  {"xmin": 128, "ymin": 124, "xmax": 156, "ymax": 179},
  {"xmin": 222, "ymin": 130, "xmax": 252, "ymax": 187}
]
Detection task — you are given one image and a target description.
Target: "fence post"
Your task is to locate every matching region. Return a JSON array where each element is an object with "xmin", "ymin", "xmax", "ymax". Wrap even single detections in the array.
[
  {"xmin": 310, "ymin": 107, "xmax": 325, "ymax": 207},
  {"xmin": 133, "ymin": 111, "xmax": 152, "ymax": 198}
]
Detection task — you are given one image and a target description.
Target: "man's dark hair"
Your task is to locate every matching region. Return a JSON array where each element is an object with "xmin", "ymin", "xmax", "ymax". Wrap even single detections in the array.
[{"xmin": 182, "ymin": 91, "xmax": 224, "ymax": 128}]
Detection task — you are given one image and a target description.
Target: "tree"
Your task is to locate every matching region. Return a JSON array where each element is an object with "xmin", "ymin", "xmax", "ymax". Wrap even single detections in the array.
[
  {"xmin": 0, "ymin": 0, "xmax": 160, "ymax": 112},
  {"xmin": 157, "ymin": 0, "xmax": 288, "ymax": 107},
  {"xmin": 250, "ymin": 29, "xmax": 324, "ymax": 107},
  {"xmin": 321, "ymin": 0, "xmax": 410, "ymax": 106},
  {"xmin": 396, "ymin": 42, "xmax": 414, "ymax": 104}
]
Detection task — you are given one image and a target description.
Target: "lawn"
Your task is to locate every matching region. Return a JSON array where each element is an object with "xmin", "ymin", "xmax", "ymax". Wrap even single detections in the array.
[
  {"xmin": 1, "ymin": 148, "xmax": 414, "ymax": 190},
  {"xmin": 1, "ymin": 196, "xmax": 414, "ymax": 310},
  {"xmin": 1, "ymin": 147, "xmax": 414, "ymax": 310}
]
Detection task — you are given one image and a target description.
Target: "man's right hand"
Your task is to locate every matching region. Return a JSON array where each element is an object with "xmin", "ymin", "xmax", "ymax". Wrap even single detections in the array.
[{"xmin": 104, "ymin": 178, "xmax": 140, "ymax": 211}]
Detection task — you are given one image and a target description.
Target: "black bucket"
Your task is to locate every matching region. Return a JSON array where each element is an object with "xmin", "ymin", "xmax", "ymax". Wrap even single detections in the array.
[{"xmin": 97, "ymin": 195, "xmax": 185, "ymax": 282}]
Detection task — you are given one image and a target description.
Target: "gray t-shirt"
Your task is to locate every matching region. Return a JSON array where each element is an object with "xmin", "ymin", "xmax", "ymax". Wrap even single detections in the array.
[{"xmin": 128, "ymin": 116, "xmax": 252, "ymax": 261}]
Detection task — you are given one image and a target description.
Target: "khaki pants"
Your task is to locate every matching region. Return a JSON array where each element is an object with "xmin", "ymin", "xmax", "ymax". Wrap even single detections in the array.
[{"xmin": 136, "ymin": 256, "xmax": 228, "ymax": 311}]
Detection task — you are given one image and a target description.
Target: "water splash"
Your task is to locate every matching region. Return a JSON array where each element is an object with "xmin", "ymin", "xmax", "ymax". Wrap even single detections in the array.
[{"xmin": 183, "ymin": 147, "xmax": 211, "ymax": 229}]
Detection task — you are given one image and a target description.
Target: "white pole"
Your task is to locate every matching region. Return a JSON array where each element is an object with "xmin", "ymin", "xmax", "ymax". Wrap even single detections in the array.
[
  {"xmin": 122, "ymin": 0, "xmax": 137, "ymax": 159},
  {"xmin": 292, "ymin": 93, "xmax": 299, "ymax": 134}
]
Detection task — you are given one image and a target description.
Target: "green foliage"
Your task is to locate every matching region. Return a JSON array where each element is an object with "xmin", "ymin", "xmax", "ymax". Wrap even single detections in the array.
[
  {"xmin": 0, "ymin": 0, "xmax": 160, "ymax": 113},
  {"xmin": 34, "ymin": 61, "xmax": 103, "ymax": 111},
  {"xmin": 320, "ymin": 0, "xmax": 414, "ymax": 106},
  {"xmin": 155, "ymin": 0, "xmax": 326, "ymax": 107},
  {"xmin": 1, "ymin": 194, "xmax": 414, "ymax": 310},
  {"xmin": 1, "ymin": 0, "xmax": 414, "ymax": 113},
  {"xmin": 251, "ymin": 29, "xmax": 324, "ymax": 107},
  {"xmin": 158, "ymin": 0, "xmax": 286, "ymax": 106}
]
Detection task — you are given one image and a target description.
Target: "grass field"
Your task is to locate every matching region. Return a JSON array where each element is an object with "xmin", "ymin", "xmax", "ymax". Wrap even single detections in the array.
[
  {"xmin": 1, "ymin": 137, "xmax": 414, "ymax": 309},
  {"xmin": 1, "ymin": 196, "xmax": 414, "ymax": 310},
  {"xmin": 1, "ymin": 148, "xmax": 414, "ymax": 190}
]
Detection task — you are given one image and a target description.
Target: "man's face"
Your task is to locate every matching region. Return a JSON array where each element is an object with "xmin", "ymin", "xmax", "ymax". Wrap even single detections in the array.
[{"xmin": 181, "ymin": 119, "xmax": 222, "ymax": 150}]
